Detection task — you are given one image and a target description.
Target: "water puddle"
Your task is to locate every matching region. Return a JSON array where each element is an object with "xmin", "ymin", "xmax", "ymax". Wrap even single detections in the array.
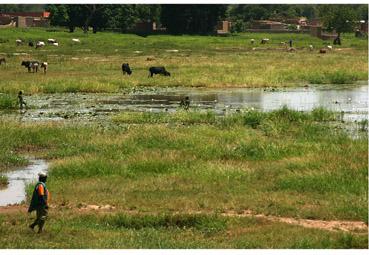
[
  {"xmin": 0, "ymin": 84, "xmax": 367, "ymax": 123},
  {"xmin": 0, "ymin": 159, "xmax": 48, "ymax": 207}
]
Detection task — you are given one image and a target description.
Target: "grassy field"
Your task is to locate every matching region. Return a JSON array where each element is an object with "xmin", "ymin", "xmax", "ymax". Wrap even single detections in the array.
[
  {"xmin": 0, "ymin": 28, "xmax": 367, "ymax": 94},
  {"xmin": 0, "ymin": 108, "xmax": 367, "ymax": 248}
]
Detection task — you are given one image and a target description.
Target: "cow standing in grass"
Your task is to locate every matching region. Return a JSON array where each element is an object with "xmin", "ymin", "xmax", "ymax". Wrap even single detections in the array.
[
  {"xmin": 41, "ymin": 62, "xmax": 48, "ymax": 74},
  {"xmin": 122, "ymin": 63, "xmax": 132, "ymax": 75},
  {"xmin": 0, "ymin": 58, "xmax": 5, "ymax": 65},
  {"xmin": 148, "ymin": 66, "xmax": 171, "ymax": 77},
  {"xmin": 21, "ymin": 61, "xmax": 39, "ymax": 73}
]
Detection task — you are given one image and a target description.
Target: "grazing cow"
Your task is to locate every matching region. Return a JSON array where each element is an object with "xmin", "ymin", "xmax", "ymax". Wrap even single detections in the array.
[
  {"xmin": 28, "ymin": 41, "xmax": 34, "ymax": 47},
  {"xmin": 122, "ymin": 63, "xmax": 132, "ymax": 75},
  {"xmin": 35, "ymin": 41, "xmax": 45, "ymax": 49},
  {"xmin": 261, "ymin": 38, "xmax": 269, "ymax": 44},
  {"xmin": 47, "ymin": 39, "xmax": 57, "ymax": 44},
  {"xmin": 16, "ymin": 39, "xmax": 23, "ymax": 46},
  {"xmin": 72, "ymin": 38, "xmax": 80, "ymax": 43},
  {"xmin": 52, "ymin": 42, "xmax": 59, "ymax": 46},
  {"xmin": 319, "ymin": 49, "xmax": 327, "ymax": 54},
  {"xmin": 327, "ymin": 45, "xmax": 333, "ymax": 50},
  {"xmin": 0, "ymin": 58, "xmax": 5, "ymax": 65},
  {"xmin": 309, "ymin": 45, "xmax": 314, "ymax": 51},
  {"xmin": 40, "ymin": 62, "xmax": 48, "ymax": 74},
  {"xmin": 250, "ymin": 39, "xmax": 255, "ymax": 44},
  {"xmin": 148, "ymin": 66, "xmax": 171, "ymax": 77},
  {"xmin": 21, "ymin": 60, "xmax": 39, "ymax": 73}
]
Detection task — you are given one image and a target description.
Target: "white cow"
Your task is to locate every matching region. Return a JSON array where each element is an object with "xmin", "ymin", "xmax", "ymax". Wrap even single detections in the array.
[
  {"xmin": 36, "ymin": 41, "xmax": 45, "ymax": 49},
  {"xmin": 72, "ymin": 38, "xmax": 81, "ymax": 43},
  {"xmin": 16, "ymin": 39, "xmax": 23, "ymax": 46},
  {"xmin": 47, "ymin": 39, "xmax": 57, "ymax": 44}
]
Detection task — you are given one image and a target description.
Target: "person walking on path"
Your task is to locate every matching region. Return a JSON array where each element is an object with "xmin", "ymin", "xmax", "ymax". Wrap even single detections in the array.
[{"xmin": 28, "ymin": 172, "xmax": 50, "ymax": 233}]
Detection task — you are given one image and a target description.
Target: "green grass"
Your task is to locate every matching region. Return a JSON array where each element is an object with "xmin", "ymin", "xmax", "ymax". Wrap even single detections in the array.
[
  {"xmin": 0, "ymin": 94, "xmax": 18, "ymax": 109},
  {"xmin": 0, "ymin": 211, "xmax": 367, "ymax": 248},
  {"xmin": 0, "ymin": 28, "xmax": 367, "ymax": 93}
]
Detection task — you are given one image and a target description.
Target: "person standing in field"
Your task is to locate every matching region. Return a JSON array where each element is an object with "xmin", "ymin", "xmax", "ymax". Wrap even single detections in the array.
[
  {"xmin": 28, "ymin": 172, "xmax": 50, "ymax": 233},
  {"xmin": 17, "ymin": 91, "xmax": 27, "ymax": 110}
]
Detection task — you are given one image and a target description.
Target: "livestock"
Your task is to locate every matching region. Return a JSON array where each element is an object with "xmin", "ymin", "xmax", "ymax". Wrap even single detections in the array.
[
  {"xmin": 261, "ymin": 38, "xmax": 269, "ymax": 44},
  {"xmin": 319, "ymin": 49, "xmax": 327, "ymax": 54},
  {"xmin": 16, "ymin": 39, "xmax": 22, "ymax": 46},
  {"xmin": 121, "ymin": 63, "xmax": 132, "ymax": 75},
  {"xmin": 21, "ymin": 60, "xmax": 39, "ymax": 73},
  {"xmin": 72, "ymin": 38, "xmax": 80, "ymax": 43},
  {"xmin": 148, "ymin": 66, "xmax": 171, "ymax": 77},
  {"xmin": 146, "ymin": 57, "xmax": 155, "ymax": 61},
  {"xmin": 47, "ymin": 39, "xmax": 57, "ymax": 44},
  {"xmin": 0, "ymin": 57, "xmax": 5, "ymax": 65},
  {"xmin": 250, "ymin": 39, "xmax": 255, "ymax": 44},
  {"xmin": 327, "ymin": 45, "xmax": 333, "ymax": 50},
  {"xmin": 35, "ymin": 41, "xmax": 45, "ymax": 49},
  {"xmin": 40, "ymin": 62, "xmax": 48, "ymax": 74},
  {"xmin": 52, "ymin": 42, "xmax": 59, "ymax": 46},
  {"xmin": 309, "ymin": 45, "xmax": 314, "ymax": 51},
  {"xmin": 28, "ymin": 41, "xmax": 34, "ymax": 47}
]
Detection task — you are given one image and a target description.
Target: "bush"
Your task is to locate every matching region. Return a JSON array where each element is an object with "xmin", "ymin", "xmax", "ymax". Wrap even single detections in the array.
[{"xmin": 0, "ymin": 94, "xmax": 17, "ymax": 110}]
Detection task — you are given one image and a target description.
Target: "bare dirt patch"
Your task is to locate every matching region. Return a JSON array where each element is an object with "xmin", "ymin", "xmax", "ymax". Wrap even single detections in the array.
[{"xmin": 221, "ymin": 210, "xmax": 368, "ymax": 233}]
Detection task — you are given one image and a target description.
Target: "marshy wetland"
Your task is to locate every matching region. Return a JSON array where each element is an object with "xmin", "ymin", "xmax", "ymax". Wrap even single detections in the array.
[{"xmin": 0, "ymin": 28, "xmax": 368, "ymax": 248}]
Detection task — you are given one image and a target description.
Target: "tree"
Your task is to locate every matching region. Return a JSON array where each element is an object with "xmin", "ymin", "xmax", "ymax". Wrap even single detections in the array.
[
  {"xmin": 161, "ymin": 5, "xmax": 227, "ymax": 34},
  {"xmin": 46, "ymin": 5, "xmax": 68, "ymax": 27},
  {"xmin": 318, "ymin": 5, "xmax": 356, "ymax": 45}
]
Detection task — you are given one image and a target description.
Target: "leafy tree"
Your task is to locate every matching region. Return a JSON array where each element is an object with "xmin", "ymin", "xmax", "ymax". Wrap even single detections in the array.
[
  {"xmin": 318, "ymin": 5, "xmax": 357, "ymax": 45},
  {"xmin": 46, "ymin": 5, "xmax": 68, "ymax": 27},
  {"xmin": 161, "ymin": 5, "xmax": 227, "ymax": 34}
]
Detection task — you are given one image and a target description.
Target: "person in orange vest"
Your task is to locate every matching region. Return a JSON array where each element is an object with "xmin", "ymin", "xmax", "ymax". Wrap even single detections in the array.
[{"xmin": 28, "ymin": 172, "xmax": 50, "ymax": 233}]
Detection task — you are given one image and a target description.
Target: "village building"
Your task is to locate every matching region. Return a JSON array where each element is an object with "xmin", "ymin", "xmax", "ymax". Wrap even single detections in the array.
[{"xmin": 0, "ymin": 11, "xmax": 50, "ymax": 28}]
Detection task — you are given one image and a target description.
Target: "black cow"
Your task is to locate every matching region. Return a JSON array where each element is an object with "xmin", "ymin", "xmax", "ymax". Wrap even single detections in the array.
[
  {"xmin": 21, "ymin": 60, "xmax": 39, "ymax": 73},
  {"xmin": 148, "ymin": 66, "xmax": 170, "ymax": 77},
  {"xmin": 0, "ymin": 58, "xmax": 5, "ymax": 65},
  {"xmin": 122, "ymin": 63, "xmax": 132, "ymax": 75},
  {"xmin": 28, "ymin": 41, "xmax": 34, "ymax": 47}
]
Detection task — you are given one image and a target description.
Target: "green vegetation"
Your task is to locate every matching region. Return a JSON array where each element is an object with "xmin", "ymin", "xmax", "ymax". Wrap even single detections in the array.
[
  {"xmin": 0, "ymin": 94, "xmax": 18, "ymax": 110},
  {"xmin": 0, "ymin": 28, "xmax": 367, "ymax": 94},
  {"xmin": 0, "ymin": 175, "xmax": 8, "ymax": 188},
  {"xmin": 0, "ymin": 107, "xmax": 367, "ymax": 248}
]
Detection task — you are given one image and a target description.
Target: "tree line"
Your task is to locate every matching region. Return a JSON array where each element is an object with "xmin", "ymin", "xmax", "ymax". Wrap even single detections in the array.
[{"xmin": 1, "ymin": 4, "xmax": 367, "ymax": 35}]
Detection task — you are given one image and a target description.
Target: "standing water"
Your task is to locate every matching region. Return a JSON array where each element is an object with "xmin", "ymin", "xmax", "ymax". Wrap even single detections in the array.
[{"xmin": 0, "ymin": 159, "xmax": 48, "ymax": 206}]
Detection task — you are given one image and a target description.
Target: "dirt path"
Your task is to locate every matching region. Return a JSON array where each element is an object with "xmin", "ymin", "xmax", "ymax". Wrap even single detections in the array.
[
  {"xmin": 221, "ymin": 210, "xmax": 368, "ymax": 233},
  {"xmin": 1, "ymin": 204, "xmax": 367, "ymax": 233}
]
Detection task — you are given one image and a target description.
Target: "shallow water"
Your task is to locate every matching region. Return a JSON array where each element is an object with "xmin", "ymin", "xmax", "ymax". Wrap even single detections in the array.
[
  {"xmin": 1, "ymin": 84, "xmax": 368, "ymax": 123},
  {"xmin": 0, "ymin": 159, "xmax": 48, "ymax": 206}
]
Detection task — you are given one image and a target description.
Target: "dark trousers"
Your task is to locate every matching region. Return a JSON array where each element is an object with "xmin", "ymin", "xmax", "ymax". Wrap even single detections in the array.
[{"xmin": 30, "ymin": 207, "xmax": 48, "ymax": 232}]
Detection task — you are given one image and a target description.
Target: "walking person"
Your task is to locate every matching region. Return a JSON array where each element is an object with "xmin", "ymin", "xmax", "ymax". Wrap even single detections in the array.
[
  {"xmin": 28, "ymin": 172, "xmax": 50, "ymax": 233},
  {"xmin": 17, "ymin": 91, "xmax": 27, "ymax": 110}
]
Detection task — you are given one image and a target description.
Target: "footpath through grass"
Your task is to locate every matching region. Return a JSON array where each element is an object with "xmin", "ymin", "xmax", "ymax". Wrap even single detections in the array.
[
  {"xmin": 0, "ymin": 107, "xmax": 367, "ymax": 248},
  {"xmin": 0, "ymin": 28, "xmax": 367, "ymax": 94}
]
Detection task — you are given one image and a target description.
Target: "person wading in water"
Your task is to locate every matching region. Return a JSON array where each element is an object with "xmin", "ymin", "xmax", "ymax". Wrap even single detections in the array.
[
  {"xmin": 28, "ymin": 172, "xmax": 50, "ymax": 233},
  {"xmin": 17, "ymin": 91, "xmax": 27, "ymax": 110}
]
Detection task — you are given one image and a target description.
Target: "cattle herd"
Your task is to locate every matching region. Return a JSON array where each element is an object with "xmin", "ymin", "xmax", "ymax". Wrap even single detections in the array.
[{"xmin": 1, "ymin": 36, "xmax": 335, "ymax": 77}]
